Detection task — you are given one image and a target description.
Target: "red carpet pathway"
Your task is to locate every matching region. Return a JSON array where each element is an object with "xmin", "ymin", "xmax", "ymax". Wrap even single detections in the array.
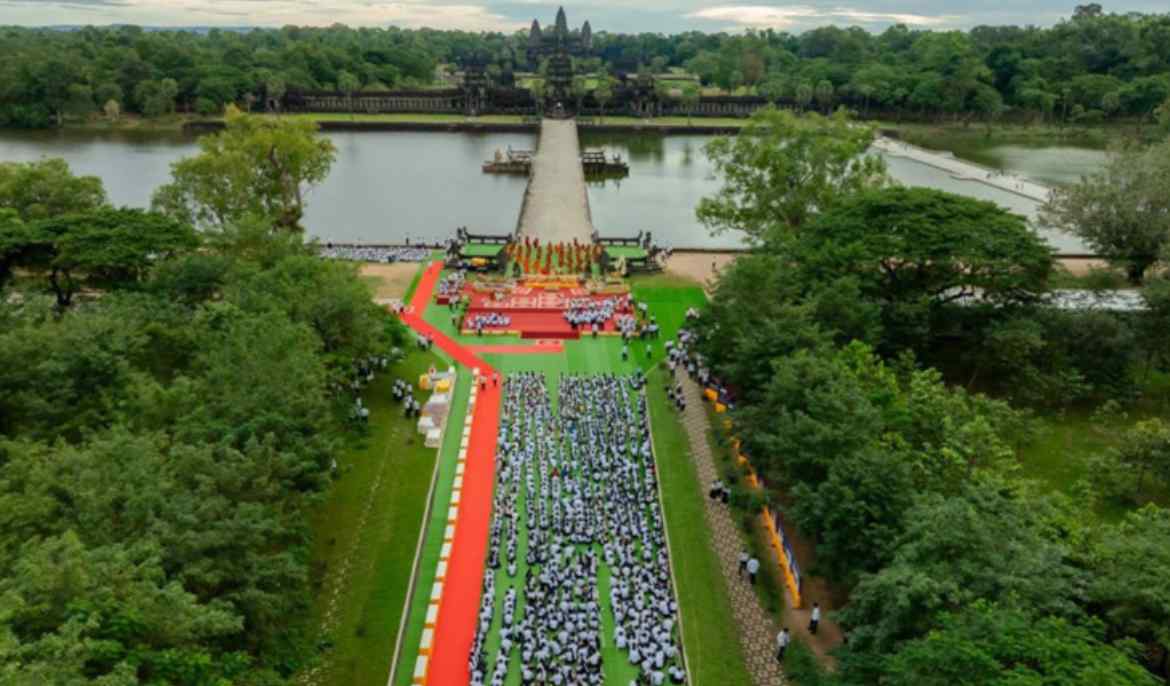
[{"xmin": 400, "ymin": 261, "xmax": 499, "ymax": 686}]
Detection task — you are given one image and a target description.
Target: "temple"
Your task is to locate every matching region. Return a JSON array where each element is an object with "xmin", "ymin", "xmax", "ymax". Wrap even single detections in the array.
[{"xmin": 280, "ymin": 7, "xmax": 774, "ymax": 120}]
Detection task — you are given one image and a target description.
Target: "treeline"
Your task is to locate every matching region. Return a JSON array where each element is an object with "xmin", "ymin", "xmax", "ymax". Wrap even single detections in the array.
[
  {"xmin": 693, "ymin": 109, "xmax": 1170, "ymax": 681},
  {"xmin": 4, "ymin": 6, "xmax": 1170, "ymax": 127},
  {"xmin": 0, "ymin": 117, "xmax": 402, "ymax": 681}
]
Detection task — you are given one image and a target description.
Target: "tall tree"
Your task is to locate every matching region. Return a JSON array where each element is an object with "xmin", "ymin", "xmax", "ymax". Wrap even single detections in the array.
[
  {"xmin": 11, "ymin": 207, "xmax": 197, "ymax": 308},
  {"xmin": 796, "ymin": 186, "xmax": 1053, "ymax": 350},
  {"xmin": 697, "ymin": 107, "xmax": 885, "ymax": 242},
  {"xmin": 1042, "ymin": 139, "xmax": 1170, "ymax": 284},
  {"xmin": 0, "ymin": 159, "xmax": 106, "ymax": 221},
  {"xmin": 152, "ymin": 111, "xmax": 336, "ymax": 232}
]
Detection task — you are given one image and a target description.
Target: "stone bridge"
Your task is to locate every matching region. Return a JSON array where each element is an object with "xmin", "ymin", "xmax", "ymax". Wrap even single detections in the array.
[{"xmin": 515, "ymin": 119, "xmax": 595, "ymax": 245}]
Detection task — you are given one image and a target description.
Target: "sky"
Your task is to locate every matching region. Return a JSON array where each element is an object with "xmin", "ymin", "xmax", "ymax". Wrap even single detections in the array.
[{"xmin": 0, "ymin": 0, "xmax": 1165, "ymax": 34}]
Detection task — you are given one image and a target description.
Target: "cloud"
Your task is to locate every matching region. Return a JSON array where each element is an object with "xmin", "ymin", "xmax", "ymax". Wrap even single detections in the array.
[
  {"xmin": 0, "ymin": 0, "xmax": 528, "ymax": 30},
  {"xmin": 687, "ymin": 4, "xmax": 955, "ymax": 29}
]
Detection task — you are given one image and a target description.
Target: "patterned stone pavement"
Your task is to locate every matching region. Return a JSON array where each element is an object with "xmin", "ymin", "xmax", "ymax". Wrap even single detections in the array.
[{"xmin": 678, "ymin": 378, "xmax": 786, "ymax": 686}]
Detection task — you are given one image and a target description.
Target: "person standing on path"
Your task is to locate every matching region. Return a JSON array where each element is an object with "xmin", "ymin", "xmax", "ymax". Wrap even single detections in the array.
[
  {"xmin": 738, "ymin": 550, "xmax": 749, "ymax": 579},
  {"xmin": 809, "ymin": 602, "xmax": 821, "ymax": 635},
  {"xmin": 746, "ymin": 556, "xmax": 760, "ymax": 585},
  {"xmin": 776, "ymin": 628, "xmax": 790, "ymax": 664}
]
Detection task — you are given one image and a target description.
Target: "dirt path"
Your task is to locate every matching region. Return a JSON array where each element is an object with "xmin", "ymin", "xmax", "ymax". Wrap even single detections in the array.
[{"xmin": 516, "ymin": 119, "xmax": 595, "ymax": 244}]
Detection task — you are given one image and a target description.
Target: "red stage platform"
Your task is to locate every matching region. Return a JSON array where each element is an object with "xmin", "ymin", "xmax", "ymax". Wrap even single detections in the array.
[{"xmin": 460, "ymin": 283, "xmax": 632, "ymax": 340}]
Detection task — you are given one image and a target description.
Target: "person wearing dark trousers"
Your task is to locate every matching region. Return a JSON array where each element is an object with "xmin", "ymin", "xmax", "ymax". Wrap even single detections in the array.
[
  {"xmin": 746, "ymin": 556, "xmax": 759, "ymax": 585},
  {"xmin": 809, "ymin": 603, "xmax": 821, "ymax": 635},
  {"xmin": 775, "ymin": 628, "xmax": 790, "ymax": 664},
  {"xmin": 738, "ymin": 550, "xmax": 749, "ymax": 579}
]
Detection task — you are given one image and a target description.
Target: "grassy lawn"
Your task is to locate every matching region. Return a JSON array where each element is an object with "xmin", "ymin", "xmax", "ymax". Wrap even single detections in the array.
[
  {"xmin": 278, "ymin": 112, "xmax": 532, "ymax": 125},
  {"xmin": 391, "ymin": 365, "xmax": 471, "ymax": 686},
  {"xmin": 238, "ymin": 112, "xmax": 752, "ymax": 130},
  {"xmin": 1019, "ymin": 404, "xmax": 1170, "ymax": 522},
  {"xmin": 647, "ymin": 365, "xmax": 754, "ymax": 686},
  {"xmin": 306, "ymin": 349, "xmax": 452, "ymax": 686},
  {"xmin": 878, "ymin": 120, "xmax": 1128, "ymax": 152},
  {"xmin": 402, "ymin": 261, "xmax": 427, "ymax": 303},
  {"xmin": 586, "ymin": 115, "xmax": 750, "ymax": 128}
]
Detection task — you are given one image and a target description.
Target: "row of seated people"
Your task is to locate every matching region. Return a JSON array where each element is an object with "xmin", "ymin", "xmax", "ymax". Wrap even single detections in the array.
[
  {"xmin": 466, "ymin": 312, "xmax": 512, "ymax": 331},
  {"xmin": 469, "ymin": 372, "xmax": 687, "ymax": 686}
]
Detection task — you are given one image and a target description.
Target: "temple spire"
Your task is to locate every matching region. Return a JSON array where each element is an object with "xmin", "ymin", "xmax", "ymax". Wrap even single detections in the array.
[{"xmin": 555, "ymin": 6, "xmax": 568, "ymax": 36}]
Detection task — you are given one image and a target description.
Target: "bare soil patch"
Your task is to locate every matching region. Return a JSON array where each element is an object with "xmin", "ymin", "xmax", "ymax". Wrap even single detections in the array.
[
  {"xmin": 665, "ymin": 252, "xmax": 739, "ymax": 290},
  {"xmin": 360, "ymin": 262, "xmax": 421, "ymax": 300}
]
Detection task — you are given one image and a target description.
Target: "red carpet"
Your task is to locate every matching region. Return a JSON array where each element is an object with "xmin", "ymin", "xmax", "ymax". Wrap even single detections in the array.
[
  {"xmin": 400, "ymin": 261, "xmax": 498, "ymax": 686},
  {"xmin": 460, "ymin": 281, "xmax": 630, "ymax": 339}
]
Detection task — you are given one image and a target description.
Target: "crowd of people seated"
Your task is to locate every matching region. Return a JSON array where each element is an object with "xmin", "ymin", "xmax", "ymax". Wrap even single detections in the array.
[
  {"xmin": 564, "ymin": 296, "xmax": 627, "ymax": 330},
  {"xmin": 318, "ymin": 244, "xmax": 430, "ymax": 263},
  {"xmin": 469, "ymin": 372, "xmax": 687, "ymax": 686},
  {"xmin": 437, "ymin": 271, "xmax": 466, "ymax": 300},
  {"xmin": 467, "ymin": 312, "xmax": 512, "ymax": 332}
]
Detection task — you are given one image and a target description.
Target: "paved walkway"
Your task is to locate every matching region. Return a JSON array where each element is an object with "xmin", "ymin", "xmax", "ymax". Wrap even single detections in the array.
[
  {"xmin": 677, "ymin": 379, "xmax": 787, "ymax": 686},
  {"xmin": 873, "ymin": 136, "xmax": 1053, "ymax": 203},
  {"xmin": 678, "ymin": 377, "xmax": 845, "ymax": 677},
  {"xmin": 516, "ymin": 119, "xmax": 594, "ymax": 244}
]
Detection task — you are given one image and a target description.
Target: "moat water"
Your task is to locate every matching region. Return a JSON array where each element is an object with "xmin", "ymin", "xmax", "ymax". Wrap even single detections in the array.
[{"xmin": 0, "ymin": 128, "xmax": 1109, "ymax": 253}]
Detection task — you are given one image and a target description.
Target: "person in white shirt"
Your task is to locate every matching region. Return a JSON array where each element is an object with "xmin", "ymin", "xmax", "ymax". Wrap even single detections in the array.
[
  {"xmin": 809, "ymin": 602, "xmax": 821, "ymax": 635},
  {"xmin": 746, "ymin": 557, "xmax": 760, "ymax": 585},
  {"xmin": 776, "ymin": 627, "xmax": 790, "ymax": 663}
]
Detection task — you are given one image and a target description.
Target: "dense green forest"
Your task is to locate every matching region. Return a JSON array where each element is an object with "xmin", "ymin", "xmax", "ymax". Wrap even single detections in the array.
[
  {"xmin": 4, "ymin": 6, "xmax": 1170, "ymax": 126},
  {"xmin": 0, "ymin": 116, "xmax": 405, "ymax": 682},
  {"xmin": 694, "ymin": 108, "xmax": 1170, "ymax": 683}
]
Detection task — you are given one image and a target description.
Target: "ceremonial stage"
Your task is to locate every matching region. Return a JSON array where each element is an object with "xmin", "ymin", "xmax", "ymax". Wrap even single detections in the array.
[{"xmin": 455, "ymin": 277, "xmax": 633, "ymax": 340}]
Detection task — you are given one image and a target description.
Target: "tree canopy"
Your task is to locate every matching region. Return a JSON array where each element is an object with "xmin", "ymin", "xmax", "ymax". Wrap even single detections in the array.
[
  {"xmin": 5, "ymin": 10, "xmax": 1170, "ymax": 126},
  {"xmin": 0, "ymin": 109, "xmax": 404, "ymax": 681},
  {"xmin": 152, "ymin": 111, "xmax": 336, "ymax": 232},
  {"xmin": 796, "ymin": 186, "xmax": 1053, "ymax": 349},
  {"xmin": 696, "ymin": 107, "xmax": 884, "ymax": 241},
  {"xmin": 1043, "ymin": 138, "xmax": 1170, "ymax": 284},
  {"xmin": 0, "ymin": 159, "xmax": 106, "ymax": 221}
]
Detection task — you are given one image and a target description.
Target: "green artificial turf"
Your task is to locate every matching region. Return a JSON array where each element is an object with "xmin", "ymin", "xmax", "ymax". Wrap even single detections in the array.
[
  {"xmin": 402, "ymin": 262, "xmax": 427, "ymax": 304},
  {"xmin": 306, "ymin": 350, "xmax": 452, "ymax": 686},
  {"xmin": 462, "ymin": 243, "xmax": 505, "ymax": 257},
  {"xmin": 392, "ymin": 367, "xmax": 471, "ymax": 686},
  {"xmin": 605, "ymin": 246, "xmax": 649, "ymax": 260}
]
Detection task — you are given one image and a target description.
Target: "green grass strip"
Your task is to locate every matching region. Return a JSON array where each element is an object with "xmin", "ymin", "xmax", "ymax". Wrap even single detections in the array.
[
  {"xmin": 391, "ymin": 367, "xmax": 471, "ymax": 686},
  {"xmin": 307, "ymin": 350, "xmax": 449, "ymax": 686},
  {"xmin": 646, "ymin": 367, "xmax": 753, "ymax": 686}
]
